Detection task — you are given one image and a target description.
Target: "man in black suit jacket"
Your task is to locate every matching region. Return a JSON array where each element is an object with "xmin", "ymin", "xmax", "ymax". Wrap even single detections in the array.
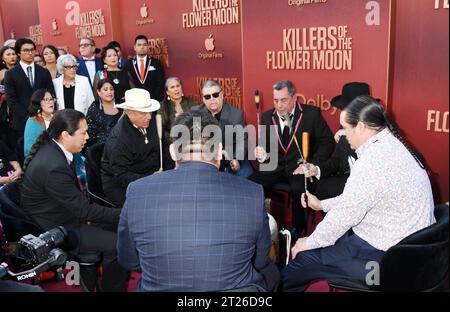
[
  {"xmin": 76, "ymin": 37, "xmax": 102, "ymax": 87},
  {"xmin": 294, "ymin": 82, "xmax": 371, "ymax": 200},
  {"xmin": 4, "ymin": 38, "xmax": 55, "ymax": 141},
  {"xmin": 21, "ymin": 109, "xmax": 127, "ymax": 291},
  {"xmin": 191, "ymin": 80, "xmax": 252, "ymax": 176},
  {"xmin": 124, "ymin": 35, "xmax": 165, "ymax": 102},
  {"xmin": 249, "ymin": 80, "xmax": 334, "ymax": 236}
]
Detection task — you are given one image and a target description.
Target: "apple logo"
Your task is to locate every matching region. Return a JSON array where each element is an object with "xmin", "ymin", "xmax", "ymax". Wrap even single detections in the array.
[
  {"xmin": 205, "ymin": 34, "xmax": 215, "ymax": 52},
  {"xmin": 52, "ymin": 19, "xmax": 58, "ymax": 31},
  {"xmin": 140, "ymin": 3, "xmax": 148, "ymax": 18}
]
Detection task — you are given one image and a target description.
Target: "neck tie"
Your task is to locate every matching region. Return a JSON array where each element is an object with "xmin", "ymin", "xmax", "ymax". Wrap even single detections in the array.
[
  {"xmin": 282, "ymin": 122, "xmax": 290, "ymax": 147},
  {"xmin": 27, "ymin": 66, "xmax": 34, "ymax": 87},
  {"xmin": 280, "ymin": 114, "xmax": 293, "ymax": 147},
  {"xmin": 140, "ymin": 58, "xmax": 145, "ymax": 81},
  {"xmin": 69, "ymin": 161, "xmax": 81, "ymax": 191}
]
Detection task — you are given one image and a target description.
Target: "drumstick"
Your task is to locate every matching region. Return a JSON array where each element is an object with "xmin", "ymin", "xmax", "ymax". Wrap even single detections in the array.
[
  {"xmin": 302, "ymin": 132, "xmax": 313, "ymax": 186},
  {"xmin": 255, "ymin": 90, "xmax": 261, "ymax": 143},
  {"xmin": 156, "ymin": 114, "xmax": 163, "ymax": 172}
]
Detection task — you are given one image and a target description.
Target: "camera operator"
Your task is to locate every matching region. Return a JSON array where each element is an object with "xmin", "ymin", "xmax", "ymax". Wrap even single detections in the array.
[{"xmin": 20, "ymin": 109, "xmax": 127, "ymax": 291}]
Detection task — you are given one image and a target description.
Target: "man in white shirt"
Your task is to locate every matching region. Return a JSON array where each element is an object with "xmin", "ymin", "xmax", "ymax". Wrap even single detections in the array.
[{"xmin": 281, "ymin": 95, "xmax": 435, "ymax": 291}]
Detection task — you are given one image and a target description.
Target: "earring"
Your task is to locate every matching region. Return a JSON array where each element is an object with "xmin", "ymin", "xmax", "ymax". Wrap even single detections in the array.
[{"xmin": 104, "ymin": 64, "xmax": 108, "ymax": 69}]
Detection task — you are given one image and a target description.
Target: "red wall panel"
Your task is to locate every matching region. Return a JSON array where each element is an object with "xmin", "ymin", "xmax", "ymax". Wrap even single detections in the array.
[
  {"xmin": 391, "ymin": 0, "xmax": 449, "ymax": 202},
  {"xmin": 0, "ymin": 0, "xmax": 39, "ymax": 42}
]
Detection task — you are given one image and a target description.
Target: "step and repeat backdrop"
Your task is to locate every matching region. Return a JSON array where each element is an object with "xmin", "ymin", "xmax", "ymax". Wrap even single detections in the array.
[{"xmin": 0, "ymin": 0, "xmax": 448, "ymax": 202}]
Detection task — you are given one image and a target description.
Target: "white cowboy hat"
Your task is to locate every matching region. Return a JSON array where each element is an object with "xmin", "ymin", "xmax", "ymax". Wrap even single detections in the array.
[{"xmin": 116, "ymin": 88, "xmax": 160, "ymax": 112}]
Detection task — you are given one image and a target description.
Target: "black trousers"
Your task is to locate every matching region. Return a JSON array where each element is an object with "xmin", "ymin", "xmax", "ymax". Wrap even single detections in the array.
[
  {"xmin": 248, "ymin": 170, "xmax": 307, "ymax": 234},
  {"xmin": 104, "ymin": 185, "xmax": 126, "ymax": 208},
  {"xmin": 74, "ymin": 224, "xmax": 128, "ymax": 292},
  {"xmin": 281, "ymin": 230, "xmax": 385, "ymax": 292}
]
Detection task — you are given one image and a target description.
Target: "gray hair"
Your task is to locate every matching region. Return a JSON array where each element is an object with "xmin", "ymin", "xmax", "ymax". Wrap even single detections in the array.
[
  {"xmin": 165, "ymin": 77, "xmax": 182, "ymax": 91},
  {"xmin": 201, "ymin": 80, "xmax": 221, "ymax": 93},
  {"xmin": 56, "ymin": 54, "xmax": 77, "ymax": 74},
  {"xmin": 273, "ymin": 80, "xmax": 296, "ymax": 97}
]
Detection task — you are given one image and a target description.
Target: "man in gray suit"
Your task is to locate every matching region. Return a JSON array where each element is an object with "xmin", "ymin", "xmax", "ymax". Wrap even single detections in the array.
[
  {"xmin": 117, "ymin": 110, "xmax": 278, "ymax": 291},
  {"xmin": 192, "ymin": 80, "xmax": 252, "ymax": 177}
]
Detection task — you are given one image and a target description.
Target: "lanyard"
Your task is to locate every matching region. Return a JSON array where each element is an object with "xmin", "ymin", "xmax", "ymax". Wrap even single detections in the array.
[
  {"xmin": 133, "ymin": 57, "xmax": 150, "ymax": 84},
  {"xmin": 272, "ymin": 104, "xmax": 303, "ymax": 155}
]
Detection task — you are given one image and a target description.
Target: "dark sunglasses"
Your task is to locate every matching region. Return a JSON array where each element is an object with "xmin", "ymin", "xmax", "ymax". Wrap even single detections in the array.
[{"xmin": 203, "ymin": 91, "xmax": 221, "ymax": 100}]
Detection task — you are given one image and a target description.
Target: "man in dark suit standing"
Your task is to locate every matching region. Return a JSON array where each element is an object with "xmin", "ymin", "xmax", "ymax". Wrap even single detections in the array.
[
  {"xmin": 21, "ymin": 109, "xmax": 127, "ymax": 292},
  {"xmin": 76, "ymin": 37, "xmax": 102, "ymax": 87},
  {"xmin": 249, "ymin": 80, "xmax": 335, "ymax": 237},
  {"xmin": 124, "ymin": 35, "xmax": 165, "ymax": 102},
  {"xmin": 4, "ymin": 38, "xmax": 55, "ymax": 143},
  {"xmin": 294, "ymin": 82, "xmax": 371, "ymax": 200},
  {"xmin": 117, "ymin": 110, "xmax": 277, "ymax": 291},
  {"xmin": 191, "ymin": 80, "xmax": 252, "ymax": 177}
]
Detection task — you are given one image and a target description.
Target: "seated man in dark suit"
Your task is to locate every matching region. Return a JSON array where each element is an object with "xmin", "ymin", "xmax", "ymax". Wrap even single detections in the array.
[
  {"xmin": 21, "ymin": 109, "xmax": 127, "ymax": 291},
  {"xmin": 191, "ymin": 79, "xmax": 252, "ymax": 177},
  {"xmin": 249, "ymin": 80, "xmax": 335, "ymax": 237},
  {"xmin": 101, "ymin": 88, "xmax": 161, "ymax": 207},
  {"xmin": 117, "ymin": 110, "xmax": 278, "ymax": 291},
  {"xmin": 294, "ymin": 82, "xmax": 371, "ymax": 200}
]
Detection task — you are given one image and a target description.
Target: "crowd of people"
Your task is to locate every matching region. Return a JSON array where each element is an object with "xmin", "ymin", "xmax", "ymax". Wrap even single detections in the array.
[{"xmin": 0, "ymin": 34, "xmax": 437, "ymax": 292}]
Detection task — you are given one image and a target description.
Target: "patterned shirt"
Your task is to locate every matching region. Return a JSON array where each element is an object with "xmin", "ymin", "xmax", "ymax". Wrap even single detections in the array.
[{"xmin": 307, "ymin": 128, "xmax": 435, "ymax": 251}]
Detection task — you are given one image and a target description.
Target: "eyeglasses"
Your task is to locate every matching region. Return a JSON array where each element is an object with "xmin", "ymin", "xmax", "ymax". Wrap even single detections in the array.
[
  {"xmin": 42, "ymin": 97, "xmax": 55, "ymax": 103},
  {"xmin": 20, "ymin": 48, "xmax": 36, "ymax": 54},
  {"xmin": 79, "ymin": 43, "xmax": 92, "ymax": 48},
  {"xmin": 203, "ymin": 91, "xmax": 221, "ymax": 100},
  {"xmin": 63, "ymin": 65, "xmax": 78, "ymax": 70}
]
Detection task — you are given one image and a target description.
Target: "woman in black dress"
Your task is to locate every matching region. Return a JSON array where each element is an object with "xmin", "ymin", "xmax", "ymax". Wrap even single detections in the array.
[
  {"xmin": 93, "ymin": 45, "xmax": 134, "ymax": 104},
  {"xmin": 86, "ymin": 78, "xmax": 123, "ymax": 148}
]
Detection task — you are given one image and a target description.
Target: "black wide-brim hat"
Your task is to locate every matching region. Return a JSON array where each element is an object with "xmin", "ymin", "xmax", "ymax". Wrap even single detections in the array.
[{"xmin": 331, "ymin": 82, "xmax": 371, "ymax": 110}]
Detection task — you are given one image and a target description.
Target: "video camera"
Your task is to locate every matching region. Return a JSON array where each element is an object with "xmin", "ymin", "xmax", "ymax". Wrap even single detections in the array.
[{"xmin": 0, "ymin": 226, "xmax": 68, "ymax": 282}]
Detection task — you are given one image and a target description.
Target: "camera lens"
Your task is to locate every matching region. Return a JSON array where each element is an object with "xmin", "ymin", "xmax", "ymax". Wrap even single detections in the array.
[{"xmin": 38, "ymin": 226, "xmax": 67, "ymax": 248}]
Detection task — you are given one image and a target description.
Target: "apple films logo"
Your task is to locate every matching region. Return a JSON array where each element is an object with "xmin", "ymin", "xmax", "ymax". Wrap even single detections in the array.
[
  {"xmin": 198, "ymin": 34, "xmax": 224, "ymax": 60},
  {"xmin": 137, "ymin": 3, "xmax": 155, "ymax": 26},
  {"xmin": 50, "ymin": 19, "xmax": 62, "ymax": 36}
]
